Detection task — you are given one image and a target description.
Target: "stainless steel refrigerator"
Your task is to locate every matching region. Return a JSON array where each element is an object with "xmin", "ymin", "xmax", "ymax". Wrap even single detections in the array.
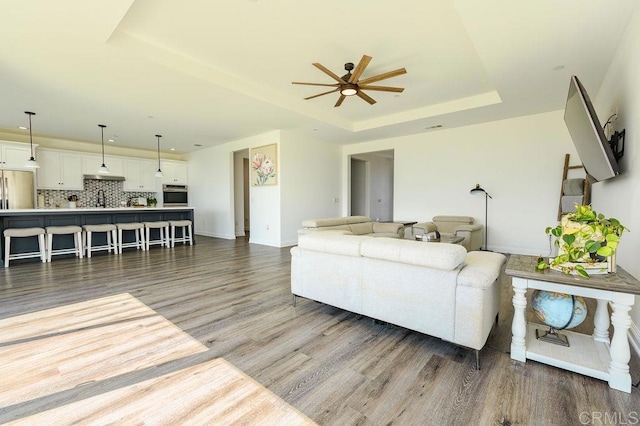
[{"xmin": 0, "ymin": 170, "xmax": 35, "ymax": 209}]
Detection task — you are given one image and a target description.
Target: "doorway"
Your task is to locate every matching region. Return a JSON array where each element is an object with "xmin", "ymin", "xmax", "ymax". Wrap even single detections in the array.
[
  {"xmin": 233, "ymin": 149, "xmax": 250, "ymax": 239},
  {"xmin": 349, "ymin": 150, "xmax": 394, "ymax": 221},
  {"xmin": 350, "ymin": 158, "xmax": 369, "ymax": 216}
]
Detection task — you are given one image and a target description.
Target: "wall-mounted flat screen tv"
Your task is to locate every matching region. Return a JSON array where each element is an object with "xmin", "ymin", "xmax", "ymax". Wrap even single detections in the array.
[{"xmin": 563, "ymin": 75, "xmax": 620, "ymax": 182}]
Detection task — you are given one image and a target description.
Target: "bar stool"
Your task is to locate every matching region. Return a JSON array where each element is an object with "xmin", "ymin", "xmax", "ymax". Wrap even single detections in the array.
[
  {"xmin": 143, "ymin": 221, "xmax": 170, "ymax": 250},
  {"xmin": 3, "ymin": 227, "xmax": 47, "ymax": 267},
  {"xmin": 116, "ymin": 222, "xmax": 146, "ymax": 253},
  {"xmin": 82, "ymin": 224, "xmax": 118, "ymax": 258},
  {"xmin": 168, "ymin": 220, "xmax": 193, "ymax": 247},
  {"xmin": 45, "ymin": 225, "xmax": 83, "ymax": 262}
]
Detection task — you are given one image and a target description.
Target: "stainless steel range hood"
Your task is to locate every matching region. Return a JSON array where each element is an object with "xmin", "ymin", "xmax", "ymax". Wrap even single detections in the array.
[{"xmin": 83, "ymin": 174, "xmax": 125, "ymax": 181}]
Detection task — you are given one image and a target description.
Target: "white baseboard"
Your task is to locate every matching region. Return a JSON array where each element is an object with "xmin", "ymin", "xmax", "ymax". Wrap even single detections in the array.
[{"xmin": 194, "ymin": 231, "xmax": 235, "ymax": 240}]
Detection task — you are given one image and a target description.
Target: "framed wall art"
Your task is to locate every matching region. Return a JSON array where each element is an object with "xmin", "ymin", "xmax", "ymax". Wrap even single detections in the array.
[{"xmin": 250, "ymin": 143, "xmax": 278, "ymax": 186}]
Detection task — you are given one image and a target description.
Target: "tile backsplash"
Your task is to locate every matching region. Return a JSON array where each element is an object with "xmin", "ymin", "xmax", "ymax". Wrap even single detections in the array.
[{"xmin": 38, "ymin": 180, "xmax": 156, "ymax": 208}]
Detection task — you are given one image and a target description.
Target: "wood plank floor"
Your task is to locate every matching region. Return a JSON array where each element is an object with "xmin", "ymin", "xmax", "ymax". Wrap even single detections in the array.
[{"xmin": 0, "ymin": 236, "xmax": 639, "ymax": 425}]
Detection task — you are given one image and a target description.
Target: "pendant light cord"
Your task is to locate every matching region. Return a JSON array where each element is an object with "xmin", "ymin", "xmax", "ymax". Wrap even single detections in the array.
[
  {"xmin": 25, "ymin": 111, "xmax": 35, "ymax": 158},
  {"xmin": 99, "ymin": 124, "xmax": 106, "ymax": 165},
  {"xmin": 156, "ymin": 134, "xmax": 162, "ymax": 171}
]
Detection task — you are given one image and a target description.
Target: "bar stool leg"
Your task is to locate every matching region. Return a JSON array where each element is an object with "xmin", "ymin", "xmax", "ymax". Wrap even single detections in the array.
[
  {"xmin": 170, "ymin": 225, "xmax": 176, "ymax": 248},
  {"xmin": 118, "ymin": 229, "xmax": 123, "ymax": 254},
  {"xmin": 86, "ymin": 231, "xmax": 92, "ymax": 258},
  {"xmin": 75, "ymin": 231, "xmax": 83, "ymax": 258},
  {"xmin": 39, "ymin": 234, "xmax": 47, "ymax": 262},
  {"xmin": 47, "ymin": 233, "xmax": 54, "ymax": 262},
  {"xmin": 4, "ymin": 236, "xmax": 10, "ymax": 267},
  {"xmin": 138, "ymin": 228, "xmax": 145, "ymax": 250},
  {"xmin": 165, "ymin": 226, "xmax": 170, "ymax": 248}
]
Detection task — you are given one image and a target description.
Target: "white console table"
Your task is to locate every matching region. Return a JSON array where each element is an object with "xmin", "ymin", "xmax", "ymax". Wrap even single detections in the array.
[{"xmin": 506, "ymin": 254, "xmax": 640, "ymax": 393}]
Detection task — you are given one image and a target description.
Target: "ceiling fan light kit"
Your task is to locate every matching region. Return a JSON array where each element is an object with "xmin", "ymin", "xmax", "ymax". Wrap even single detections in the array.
[
  {"xmin": 292, "ymin": 54, "xmax": 406, "ymax": 107},
  {"xmin": 340, "ymin": 84, "xmax": 358, "ymax": 96}
]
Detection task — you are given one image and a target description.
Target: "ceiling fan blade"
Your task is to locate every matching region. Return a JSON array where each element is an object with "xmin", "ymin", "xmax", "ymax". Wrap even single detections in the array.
[
  {"xmin": 292, "ymin": 82, "xmax": 340, "ymax": 87},
  {"xmin": 357, "ymin": 68, "xmax": 407, "ymax": 86},
  {"xmin": 349, "ymin": 55, "xmax": 372, "ymax": 83},
  {"xmin": 334, "ymin": 94, "xmax": 347, "ymax": 107},
  {"xmin": 359, "ymin": 85, "xmax": 405, "ymax": 93},
  {"xmin": 313, "ymin": 62, "xmax": 348, "ymax": 83},
  {"xmin": 304, "ymin": 88, "xmax": 340, "ymax": 100},
  {"xmin": 357, "ymin": 91, "xmax": 377, "ymax": 105}
]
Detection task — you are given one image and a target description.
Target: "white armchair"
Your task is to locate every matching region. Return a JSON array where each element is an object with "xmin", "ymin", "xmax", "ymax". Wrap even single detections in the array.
[{"xmin": 413, "ymin": 215, "xmax": 483, "ymax": 251}]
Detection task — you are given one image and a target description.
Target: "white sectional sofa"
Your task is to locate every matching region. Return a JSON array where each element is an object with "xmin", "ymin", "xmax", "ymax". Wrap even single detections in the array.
[
  {"xmin": 290, "ymin": 233, "xmax": 506, "ymax": 367},
  {"xmin": 298, "ymin": 216, "xmax": 404, "ymax": 238}
]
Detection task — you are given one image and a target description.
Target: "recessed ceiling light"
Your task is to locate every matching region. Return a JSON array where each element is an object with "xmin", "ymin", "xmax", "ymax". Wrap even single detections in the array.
[
  {"xmin": 170, "ymin": 148, "xmax": 175, "ymax": 151},
  {"xmin": 18, "ymin": 126, "xmax": 27, "ymax": 130},
  {"xmin": 553, "ymin": 65, "xmax": 565, "ymax": 71},
  {"xmin": 194, "ymin": 144, "xmax": 202, "ymax": 147},
  {"xmin": 425, "ymin": 124, "xmax": 443, "ymax": 130}
]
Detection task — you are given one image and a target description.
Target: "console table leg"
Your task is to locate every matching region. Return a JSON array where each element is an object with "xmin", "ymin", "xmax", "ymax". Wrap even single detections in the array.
[
  {"xmin": 510, "ymin": 278, "xmax": 528, "ymax": 362},
  {"xmin": 608, "ymin": 301, "xmax": 632, "ymax": 393},
  {"xmin": 593, "ymin": 299, "xmax": 610, "ymax": 343}
]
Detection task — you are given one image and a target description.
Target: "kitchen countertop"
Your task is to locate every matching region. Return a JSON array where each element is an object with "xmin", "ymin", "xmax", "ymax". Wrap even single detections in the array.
[{"xmin": 1, "ymin": 206, "xmax": 194, "ymax": 214}]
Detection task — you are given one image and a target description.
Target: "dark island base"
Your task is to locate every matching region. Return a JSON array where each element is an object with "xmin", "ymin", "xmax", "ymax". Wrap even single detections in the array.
[{"xmin": 1, "ymin": 208, "xmax": 195, "ymax": 266}]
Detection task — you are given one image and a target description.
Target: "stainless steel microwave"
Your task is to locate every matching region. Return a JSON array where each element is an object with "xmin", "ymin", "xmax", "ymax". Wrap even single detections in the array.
[{"xmin": 163, "ymin": 184, "xmax": 188, "ymax": 206}]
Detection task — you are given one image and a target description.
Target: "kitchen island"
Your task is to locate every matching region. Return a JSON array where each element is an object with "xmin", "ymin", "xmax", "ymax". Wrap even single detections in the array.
[{"xmin": 1, "ymin": 207, "xmax": 195, "ymax": 266}]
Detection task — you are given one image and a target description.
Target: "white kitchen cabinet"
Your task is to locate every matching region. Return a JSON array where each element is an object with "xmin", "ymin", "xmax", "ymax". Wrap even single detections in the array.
[
  {"xmin": 36, "ymin": 149, "xmax": 83, "ymax": 190},
  {"xmin": 82, "ymin": 154, "xmax": 124, "ymax": 176},
  {"xmin": 161, "ymin": 161, "xmax": 188, "ymax": 185},
  {"xmin": 123, "ymin": 158, "xmax": 158, "ymax": 192},
  {"xmin": 0, "ymin": 141, "xmax": 32, "ymax": 170}
]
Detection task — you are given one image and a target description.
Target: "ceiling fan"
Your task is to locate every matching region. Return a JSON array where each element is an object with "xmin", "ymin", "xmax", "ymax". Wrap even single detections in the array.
[{"xmin": 292, "ymin": 55, "xmax": 406, "ymax": 107}]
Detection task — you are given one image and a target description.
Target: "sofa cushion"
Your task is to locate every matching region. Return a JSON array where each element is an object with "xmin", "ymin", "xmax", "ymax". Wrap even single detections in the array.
[
  {"xmin": 346, "ymin": 216, "xmax": 372, "ymax": 224},
  {"xmin": 360, "ymin": 238, "xmax": 466, "ymax": 271},
  {"xmin": 433, "ymin": 215, "xmax": 474, "ymax": 224},
  {"xmin": 302, "ymin": 217, "xmax": 349, "ymax": 228},
  {"xmin": 457, "ymin": 251, "xmax": 506, "ymax": 288},
  {"xmin": 349, "ymin": 222, "xmax": 374, "ymax": 235},
  {"xmin": 297, "ymin": 233, "xmax": 370, "ymax": 257},
  {"xmin": 367, "ymin": 232, "xmax": 402, "ymax": 238}
]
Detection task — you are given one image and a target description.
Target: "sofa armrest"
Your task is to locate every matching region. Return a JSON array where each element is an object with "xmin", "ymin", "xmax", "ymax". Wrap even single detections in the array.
[
  {"xmin": 454, "ymin": 224, "xmax": 482, "ymax": 233},
  {"xmin": 413, "ymin": 222, "xmax": 437, "ymax": 234},
  {"xmin": 457, "ymin": 251, "xmax": 506, "ymax": 288},
  {"xmin": 453, "ymin": 224, "xmax": 483, "ymax": 251},
  {"xmin": 372, "ymin": 222, "xmax": 403, "ymax": 236}
]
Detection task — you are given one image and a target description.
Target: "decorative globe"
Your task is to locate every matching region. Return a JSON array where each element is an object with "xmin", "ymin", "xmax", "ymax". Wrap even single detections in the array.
[{"xmin": 531, "ymin": 290, "xmax": 587, "ymax": 329}]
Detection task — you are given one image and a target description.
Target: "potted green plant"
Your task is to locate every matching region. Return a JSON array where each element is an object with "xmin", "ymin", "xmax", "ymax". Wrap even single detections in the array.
[
  {"xmin": 147, "ymin": 196, "xmax": 157, "ymax": 207},
  {"xmin": 537, "ymin": 205, "xmax": 627, "ymax": 277}
]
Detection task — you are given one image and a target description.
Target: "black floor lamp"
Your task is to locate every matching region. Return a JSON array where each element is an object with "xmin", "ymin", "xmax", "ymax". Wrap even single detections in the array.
[{"xmin": 470, "ymin": 184, "xmax": 492, "ymax": 251}]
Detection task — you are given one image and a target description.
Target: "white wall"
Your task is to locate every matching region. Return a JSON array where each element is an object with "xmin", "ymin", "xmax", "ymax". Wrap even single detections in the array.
[
  {"xmin": 280, "ymin": 129, "xmax": 342, "ymax": 246},
  {"xmin": 591, "ymin": 4, "xmax": 640, "ymax": 352},
  {"xmin": 188, "ymin": 128, "xmax": 342, "ymax": 247},
  {"xmin": 343, "ymin": 111, "xmax": 579, "ymax": 254},
  {"xmin": 187, "ymin": 130, "xmax": 281, "ymax": 243}
]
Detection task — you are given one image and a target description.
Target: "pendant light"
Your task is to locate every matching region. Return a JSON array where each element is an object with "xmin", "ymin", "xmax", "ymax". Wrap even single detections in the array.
[
  {"xmin": 23, "ymin": 111, "xmax": 40, "ymax": 168},
  {"xmin": 154, "ymin": 134, "xmax": 164, "ymax": 178},
  {"xmin": 97, "ymin": 124, "xmax": 110, "ymax": 174}
]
